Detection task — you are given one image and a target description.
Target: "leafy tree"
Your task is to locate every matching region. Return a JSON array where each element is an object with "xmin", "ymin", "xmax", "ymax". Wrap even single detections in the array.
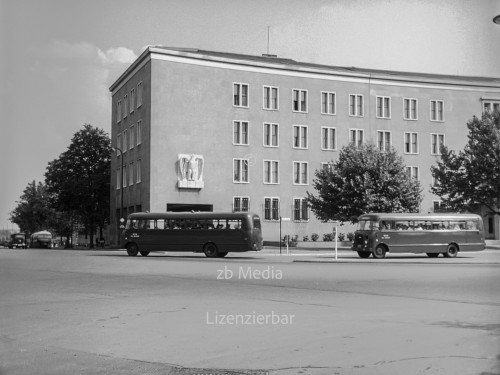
[
  {"xmin": 307, "ymin": 144, "xmax": 423, "ymax": 223},
  {"xmin": 45, "ymin": 124, "xmax": 111, "ymax": 248},
  {"xmin": 431, "ymin": 111, "xmax": 500, "ymax": 215},
  {"xmin": 10, "ymin": 180, "xmax": 53, "ymax": 236}
]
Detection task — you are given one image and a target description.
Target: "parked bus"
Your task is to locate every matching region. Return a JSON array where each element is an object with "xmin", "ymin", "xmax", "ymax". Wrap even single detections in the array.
[
  {"xmin": 352, "ymin": 213, "xmax": 485, "ymax": 259},
  {"xmin": 121, "ymin": 212, "xmax": 263, "ymax": 257},
  {"xmin": 31, "ymin": 231, "xmax": 53, "ymax": 248},
  {"xmin": 8, "ymin": 233, "xmax": 27, "ymax": 249}
]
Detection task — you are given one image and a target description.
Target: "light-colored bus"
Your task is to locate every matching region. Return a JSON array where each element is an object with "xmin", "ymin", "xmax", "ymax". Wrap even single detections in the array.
[
  {"xmin": 121, "ymin": 212, "xmax": 263, "ymax": 258},
  {"xmin": 31, "ymin": 231, "xmax": 53, "ymax": 248},
  {"xmin": 352, "ymin": 213, "xmax": 485, "ymax": 259}
]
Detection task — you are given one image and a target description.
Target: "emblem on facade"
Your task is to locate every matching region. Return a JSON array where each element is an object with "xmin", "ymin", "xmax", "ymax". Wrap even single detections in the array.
[{"xmin": 178, "ymin": 154, "xmax": 204, "ymax": 189}]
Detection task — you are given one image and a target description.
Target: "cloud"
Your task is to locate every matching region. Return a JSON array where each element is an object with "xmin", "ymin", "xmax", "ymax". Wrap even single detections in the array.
[{"xmin": 98, "ymin": 47, "xmax": 138, "ymax": 65}]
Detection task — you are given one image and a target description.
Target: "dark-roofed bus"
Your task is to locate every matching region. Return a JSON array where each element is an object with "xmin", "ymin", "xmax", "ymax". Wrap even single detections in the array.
[
  {"xmin": 352, "ymin": 213, "xmax": 485, "ymax": 259},
  {"xmin": 121, "ymin": 212, "xmax": 263, "ymax": 258}
]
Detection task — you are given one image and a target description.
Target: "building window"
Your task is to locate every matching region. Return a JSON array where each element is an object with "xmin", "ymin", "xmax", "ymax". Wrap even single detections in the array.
[
  {"xmin": 263, "ymin": 86, "xmax": 278, "ymax": 110},
  {"xmin": 263, "ymin": 160, "xmax": 279, "ymax": 184},
  {"xmin": 321, "ymin": 92, "xmax": 336, "ymax": 115},
  {"xmin": 349, "ymin": 94, "xmax": 364, "ymax": 117},
  {"xmin": 129, "ymin": 162, "xmax": 134, "ymax": 186},
  {"xmin": 321, "ymin": 162, "xmax": 334, "ymax": 172},
  {"xmin": 292, "ymin": 89, "xmax": 308, "ymax": 112},
  {"xmin": 117, "ymin": 100, "xmax": 122, "ymax": 123},
  {"xmin": 293, "ymin": 198, "xmax": 309, "ymax": 222},
  {"xmin": 122, "ymin": 129, "xmax": 127, "ymax": 153},
  {"xmin": 406, "ymin": 166, "xmax": 419, "ymax": 180},
  {"xmin": 483, "ymin": 100, "xmax": 500, "ymax": 113},
  {"xmin": 130, "ymin": 88, "xmax": 135, "ymax": 114},
  {"xmin": 377, "ymin": 131, "xmax": 391, "ymax": 152},
  {"xmin": 116, "ymin": 168, "xmax": 121, "ymax": 190},
  {"xmin": 431, "ymin": 133, "xmax": 445, "ymax": 155},
  {"xmin": 263, "ymin": 123, "xmax": 279, "ymax": 147},
  {"xmin": 233, "ymin": 121, "xmax": 249, "ymax": 145},
  {"xmin": 376, "ymin": 96, "xmax": 391, "ymax": 118},
  {"xmin": 430, "ymin": 100, "xmax": 444, "ymax": 121},
  {"xmin": 404, "ymin": 132, "xmax": 419, "ymax": 154},
  {"xmin": 321, "ymin": 127, "xmax": 336, "ymax": 151},
  {"xmin": 124, "ymin": 94, "xmax": 128, "ymax": 118},
  {"xmin": 136, "ymin": 120, "xmax": 142, "ymax": 145},
  {"xmin": 233, "ymin": 83, "xmax": 249, "ymax": 107},
  {"xmin": 233, "ymin": 197, "xmax": 249, "ymax": 212},
  {"xmin": 293, "ymin": 162, "xmax": 308, "ymax": 185},
  {"xmin": 349, "ymin": 129, "xmax": 364, "ymax": 148},
  {"xmin": 129, "ymin": 125, "xmax": 134, "ymax": 150},
  {"xmin": 137, "ymin": 82, "xmax": 143, "ymax": 108},
  {"xmin": 122, "ymin": 164, "xmax": 127, "ymax": 188},
  {"xmin": 136, "ymin": 159, "xmax": 141, "ymax": 183},
  {"xmin": 404, "ymin": 98, "xmax": 418, "ymax": 120},
  {"xmin": 264, "ymin": 197, "xmax": 280, "ymax": 221},
  {"xmin": 293, "ymin": 125, "xmax": 308, "ymax": 149},
  {"xmin": 233, "ymin": 159, "xmax": 249, "ymax": 183},
  {"xmin": 116, "ymin": 133, "xmax": 122, "ymax": 154}
]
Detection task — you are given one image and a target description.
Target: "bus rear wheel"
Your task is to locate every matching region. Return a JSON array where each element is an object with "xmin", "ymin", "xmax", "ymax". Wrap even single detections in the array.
[
  {"xmin": 357, "ymin": 251, "xmax": 371, "ymax": 258},
  {"xmin": 426, "ymin": 252, "xmax": 439, "ymax": 258},
  {"xmin": 443, "ymin": 244, "xmax": 458, "ymax": 258},
  {"xmin": 372, "ymin": 245, "xmax": 386, "ymax": 259},
  {"xmin": 126, "ymin": 243, "xmax": 139, "ymax": 257},
  {"xmin": 140, "ymin": 251, "xmax": 150, "ymax": 257},
  {"xmin": 203, "ymin": 243, "xmax": 218, "ymax": 258}
]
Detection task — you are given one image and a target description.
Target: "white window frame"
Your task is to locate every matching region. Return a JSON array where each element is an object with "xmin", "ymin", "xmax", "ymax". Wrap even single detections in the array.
[
  {"xmin": 263, "ymin": 160, "xmax": 279, "ymax": 184},
  {"xmin": 482, "ymin": 99, "xmax": 500, "ymax": 113},
  {"xmin": 233, "ymin": 196, "xmax": 250, "ymax": 212},
  {"xmin": 233, "ymin": 120, "xmax": 249, "ymax": 146},
  {"xmin": 137, "ymin": 82, "xmax": 143, "ymax": 108},
  {"xmin": 430, "ymin": 100, "xmax": 444, "ymax": 122},
  {"xmin": 116, "ymin": 168, "xmax": 121, "ymax": 190},
  {"xmin": 377, "ymin": 130, "xmax": 392, "ymax": 152},
  {"xmin": 404, "ymin": 132, "xmax": 419, "ymax": 154},
  {"xmin": 376, "ymin": 96, "xmax": 391, "ymax": 119},
  {"xmin": 403, "ymin": 98, "xmax": 418, "ymax": 120},
  {"xmin": 292, "ymin": 89, "xmax": 308, "ymax": 113},
  {"xmin": 406, "ymin": 166, "xmax": 419, "ymax": 180},
  {"xmin": 129, "ymin": 125, "xmax": 134, "ymax": 150},
  {"xmin": 292, "ymin": 125, "xmax": 308, "ymax": 149},
  {"xmin": 263, "ymin": 86, "xmax": 279, "ymax": 110},
  {"xmin": 431, "ymin": 133, "xmax": 445, "ymax": 155},
  {"xmin": 233, "ymin": 83, "xmax": 249, "ymax": 108},
  {"xmin": 136, "ymin": 120, "xmax": 142, "ymax": 145},
  {"xmin": 122, "ymin": 129, "xmax": 127, "ymax": 153},
  {"xmin": 264, "ymin": 197, "xmax": 280, "ymax": 221},
  {"xmin": 321, "ymin": 91, "xmax": 336, "ymax": 115},
  {"xmin": 233, "ymin": 158, "xmax": 249, "ymax": 183},
  {"xmin": 136, "ymin": 159, "xmax": 141, "ymax": 183},
  {"xmin": 117, "ymin": 100, "xmax": 122, "ymax": 123},
  {"xmin": 263, "ymin": 123, "xmax": 279, "ymax": 147},
  {"xmin": 349, "ymin": 94, "xmax": 364, "ymax": 117},
  {"xmin": 116, "ymin": 133, "xmax": 122, "ymax": 155},
  {"xmin": 129, "ymin": 162, "xmax": 134, "ymax": 186},
  {"xmin": 130, "ymin": 88, "xmax": 135, "ymax": 114},
  {"xmin": 124, "ymin": 94, "xmax": 128, "ymax": 119},
  {"xmin": 349, "ymin": 128, "xmax": 364, "ymax": 148},
  {"xmin": 293, "ymin": 198, "xmax": 309, "ymax": 222},
  {"xmin": 293, "ymin": 161, "xmax": 308, "ymax": 185},
  {"xmin": 321, "ymin": 127, "xmax": 337, "ymax": 151}
]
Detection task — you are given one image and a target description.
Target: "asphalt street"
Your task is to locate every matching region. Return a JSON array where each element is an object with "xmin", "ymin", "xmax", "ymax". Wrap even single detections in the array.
[{"xmin": 0, "ymin": 248, "xmax": 499, "ymax": 375}]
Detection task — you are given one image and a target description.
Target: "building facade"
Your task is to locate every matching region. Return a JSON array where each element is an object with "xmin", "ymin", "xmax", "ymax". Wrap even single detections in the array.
[{"xmin": 109, "ymin": 47, "xmax": 500, "ymax": 245}]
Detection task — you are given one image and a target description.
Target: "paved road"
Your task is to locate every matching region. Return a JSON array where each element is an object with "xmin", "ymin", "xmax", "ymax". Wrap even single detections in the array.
[{"xmin": 1, "ymin": 248, "xmax": 499, "ymax": 375}]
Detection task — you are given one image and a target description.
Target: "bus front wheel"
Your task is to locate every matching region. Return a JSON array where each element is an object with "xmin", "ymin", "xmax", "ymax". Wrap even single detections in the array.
[
  {"xmin": 372, "ymin": 245, "xmax": 387, "ymax": 259},
  {"xmin": 126, "ymin": 243, "xmax": 139, "ymax": 257},
  {"xmin": 443, "ymin": 244, "xmax": 458, "ymax": 258},
  {"xmin": 203, "ymin": 243, "xmax": 218, "ymax": 258},
  {"xmin": 357, "ymin": 251, "xmax": 371, "ymax": 258}
]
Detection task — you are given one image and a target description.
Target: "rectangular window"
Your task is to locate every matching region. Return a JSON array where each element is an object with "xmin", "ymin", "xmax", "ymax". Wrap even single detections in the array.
[
  {"xmin": 124, "ymin": 94, "xmax": 128, "ymax": 118},
  {"xmin": 292, "ymin": 89, "xmax": 308, "ymax": 112},
  {"xmin": 431, "ymin": 133, "xmax": 445, "ymax": 155},
  {"xmin": 430, "ymin": 100, "xmax": 444, "ymax": 121},
  {"xmin": 293, "ymin": 125, "xmax": 308, "ymax": 149},
  {"xmin": 406, "ymin": 166, "xmax": 419, "ymax": 180},
  {"xmin": 321, "ymin": 127, "xmax": 336, "ymax": 150},
  {"xmin": 130, "ymin": 88, "xmax": 135, "ymax": 114},
  {"xmin": 263, "ymin": 123, "xmax": 279, "ymax": 147},
  {"xmin": 136, "ymin": 159, "xmax": 141, "ymax": 183},
  {"xmin": 404, "ymin": 132, "xmax": 419, "ymax": 154},
  {"xmin": 129, "ymin": 125, "xmax": 134, "ymax": 150},
  {"xmin": 377, "ymin": 131, "xmax": 391, "ymax": 152},
  {"xmin": 233, "ymin": 83, "xmax": 249, "ymax": 107},
  {"xmin": 483, "ymin": 100, "xmax": 500, "ymax": 113},
  {"xmin": 263, "ymin": 160, "xmax": 279, "ymax": 184},
  {"xmin": 117, "ymin": 100, "xmax": 122, "ymax": 123},
  {"xmin": 403, "ymin": 98, "xmax": 418, "ymax": 120},
  {"xmin": 137, "ymin": 82, "xmax": 143, "ymax": 108},
  {"xmin": 376, "ymin": 96, "xmax": 391, "ymax": 118},
  {"xmin": 233, "ymin": 121, "xmax": 249, "ymax": 145},
  {"xmin": 122, "ymin": 164, "xmax": 127, "ymax": 188},
  {"xmin": 293, "ymin": 162, "xmax": 308, "ymax": 185},
  {"xmin": 349, "ymin": 129, "xmax": 364, "ymax": 148},
  {"xmin": 233, "ymin": 159, "xmax": 249, "ymax": 183},
  {"xmin": 321, "ymin": 92, "xmax": 336, "ymax": 115},
  {"xmin": 116, "ymin": 133, "xmax": 122, "ymax": 155},
  {"xmin": 116, "ymin": 168, "xmax": 121, "ymax": 190},
  {"xmin": 263, "ymin": 86, "xmax": 278, "ymax": 110},
  {"xmin": 293, "ymin": 198, "xmax": 309, "ymax": 222},
  {"xmin": 233, "ymin": 197, "xmax": 249, "ymax": 212},
  {"xmin": 129, "ymin": 162, "xmax": 134, "ymax": 186},
  {"xmin": 264, "ymin": 198, "xmax": 280, "ymax": 221},
  {"xmin": 122, "ymin": 129, "xmax": 127, "ymax": 153},
  {"xmin": 349, "ymin": 94, "xmax": 364, "ymax": 117},
  {"xmin": 136, "ymin": 120, "xmax": 142, "ymax": 145}
]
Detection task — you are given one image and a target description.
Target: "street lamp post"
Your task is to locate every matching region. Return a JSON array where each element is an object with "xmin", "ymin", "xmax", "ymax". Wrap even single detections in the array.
[{"xmin": 111, "ymin": 147, "xmax": 124, "ymax": 240}]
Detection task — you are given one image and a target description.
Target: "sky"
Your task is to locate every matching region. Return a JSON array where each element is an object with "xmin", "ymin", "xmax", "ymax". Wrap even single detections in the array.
[{"xmin": 1, "ymin": 0, "xmax": 500, "ymax": 230}]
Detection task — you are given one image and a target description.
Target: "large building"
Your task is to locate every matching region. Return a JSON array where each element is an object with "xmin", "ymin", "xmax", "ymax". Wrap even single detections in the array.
[{"xmin": 109, "ymin": 47, "xmax": 500, "ymax": 245}]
